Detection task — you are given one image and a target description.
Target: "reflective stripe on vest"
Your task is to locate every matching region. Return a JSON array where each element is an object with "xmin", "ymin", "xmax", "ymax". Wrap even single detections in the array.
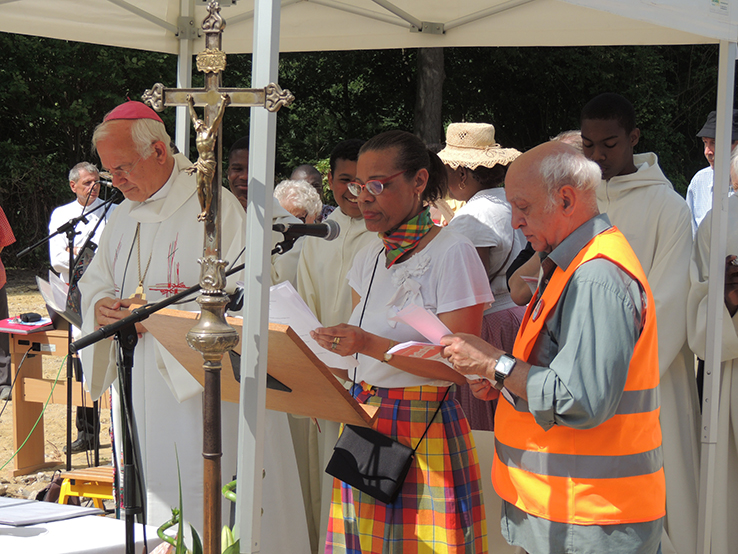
[{"xmin": 493, "ymin": 227, "xmax": 665, "ymax": 525}]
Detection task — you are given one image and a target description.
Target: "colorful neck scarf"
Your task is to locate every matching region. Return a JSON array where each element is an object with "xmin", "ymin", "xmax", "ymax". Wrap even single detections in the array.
[{"xmin": 381, "ymin": 208, "xmax": 434, "ymax": 268}]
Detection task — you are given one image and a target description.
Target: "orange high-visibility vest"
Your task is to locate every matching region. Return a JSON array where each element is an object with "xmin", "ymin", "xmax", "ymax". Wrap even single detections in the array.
[{"xmin": 493, "ymin": 227, "xmax": 665, "ymax": 525}]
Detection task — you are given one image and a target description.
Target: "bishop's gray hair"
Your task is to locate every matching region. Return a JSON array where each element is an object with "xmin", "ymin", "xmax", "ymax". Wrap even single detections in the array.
[
  {"xmin": 68, "ymin": 162, "xmax": 99, "ymax": 183},
  {"xmin": 92, "ymin": 118, "xmax": 173, "ymax": 158},
  {"xmin": 540, "ymin": 150, "xmax": 601, "ymax": 212}
]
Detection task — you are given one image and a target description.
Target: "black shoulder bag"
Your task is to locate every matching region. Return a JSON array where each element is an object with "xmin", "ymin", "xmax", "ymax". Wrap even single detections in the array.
[{"xmin": 325, "ymin": 250, "xmax": 449, "ymax": 504}]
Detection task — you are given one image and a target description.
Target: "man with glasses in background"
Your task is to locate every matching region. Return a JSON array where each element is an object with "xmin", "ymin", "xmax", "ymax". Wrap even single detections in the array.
[{"xmin": 48, "ymin": 161, "xmax": 115, "ymax": 453}]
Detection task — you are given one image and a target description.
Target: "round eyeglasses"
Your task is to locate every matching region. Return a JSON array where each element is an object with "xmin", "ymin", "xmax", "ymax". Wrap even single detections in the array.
[
  {"xmin": 104, "ymin": 155, "xmax": 144, "ymax": 179},
  {"xmin": 347, "ymin": 170, "xmax": 406, "ymax": 197}
]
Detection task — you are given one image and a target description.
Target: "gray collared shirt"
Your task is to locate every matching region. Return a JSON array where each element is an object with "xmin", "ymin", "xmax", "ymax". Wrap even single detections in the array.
[{"xmin": 500, "ymin": 213, "xmax": 663, "ymax": 554}]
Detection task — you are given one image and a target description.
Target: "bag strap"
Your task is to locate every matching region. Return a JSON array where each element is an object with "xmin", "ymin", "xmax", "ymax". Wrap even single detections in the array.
[
  {"xmin": 352, "ymin": 250, "xmax": 382, "ymax": 385},
  {"xmin": 411, "ymin": 387, "xmax": 449, "ymax": 453},
  {"xmin": 355, "ymin": 248, "xmax": 450, "ymax": 453}
]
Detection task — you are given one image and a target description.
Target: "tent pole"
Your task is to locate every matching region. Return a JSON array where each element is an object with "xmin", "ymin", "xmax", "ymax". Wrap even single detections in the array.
[
  {"xmin": 234, "ymin": 0, "xmax": 281, "ymax": 552},
  {"xmin": 175, "ymin": 0, "xmax": 195, "ymax": 154},
  {"xmin": 696, "ymin": 38, "xmax": 736, "ymax": 554}
]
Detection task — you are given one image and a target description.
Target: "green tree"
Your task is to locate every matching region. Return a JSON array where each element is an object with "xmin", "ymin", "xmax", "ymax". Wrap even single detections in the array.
[{"xmin": 0, "ymin": 32, "xmax": 176, "ymax": 269}]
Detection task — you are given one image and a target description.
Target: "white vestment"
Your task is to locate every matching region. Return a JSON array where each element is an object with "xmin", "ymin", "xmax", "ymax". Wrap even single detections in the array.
[
  {"xmin": 294, "ymin": 209, "xmax": 380, "ymax": 553},
  {"xmin": 79, "ymin": 154, "xmax": 309, "ymax": 553},
  {"xmin": 49, "ymin": 197, "xmax": 115, "ymax": 282},
  {"xmin": 687, "ymin": 196, "xmax": 738, "ymax": 554},
  {"xmin": 597, "ymin": 152, "xmax": 701, "ymax": 554}
]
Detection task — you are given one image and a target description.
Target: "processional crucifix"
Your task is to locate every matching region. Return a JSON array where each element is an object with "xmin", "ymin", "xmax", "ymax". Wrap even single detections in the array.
[{"xmin": 142, "ymin": 2, "xmax": 293, "ymax": 553}]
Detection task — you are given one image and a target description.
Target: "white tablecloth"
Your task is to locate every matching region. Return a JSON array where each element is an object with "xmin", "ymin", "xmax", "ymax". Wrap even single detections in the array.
[{"xmin": 0, "ymin": 515, "xmax": 163, "ymax": 554}]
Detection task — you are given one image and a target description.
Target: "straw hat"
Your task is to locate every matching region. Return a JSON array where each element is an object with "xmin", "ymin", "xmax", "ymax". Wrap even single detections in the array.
[{"xmin": 438, "ymin": 123, "xmax": 520, "ymax": 170}]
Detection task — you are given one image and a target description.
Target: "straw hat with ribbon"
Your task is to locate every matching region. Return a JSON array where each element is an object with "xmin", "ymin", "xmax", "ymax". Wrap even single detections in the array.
[{"xmin": 438, "ymin": 123, "xmax": 520, "ymax": 170}]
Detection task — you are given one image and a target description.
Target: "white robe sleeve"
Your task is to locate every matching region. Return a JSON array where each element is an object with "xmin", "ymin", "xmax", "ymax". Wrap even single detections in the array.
[
  {"xmin": 646, "ymin": 198, "xmax": 694, "ymax": 376},
  {"xmin": 48, "ymin": 205, "xmax": 72, "ymax": 277},
  {"xmin": 687, "ymin": 204, "xmax": 738, "ymax": 362}
]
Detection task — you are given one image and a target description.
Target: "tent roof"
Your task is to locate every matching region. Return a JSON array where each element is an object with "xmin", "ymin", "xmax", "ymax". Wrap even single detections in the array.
[{"xmin": 1, "ymin": 0, "xmax": 736, "ymax": 55}]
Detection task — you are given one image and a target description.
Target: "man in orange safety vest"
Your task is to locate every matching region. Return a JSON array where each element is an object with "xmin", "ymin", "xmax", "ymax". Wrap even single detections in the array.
[{"xmin": 442, "ymin": 141, "xmax": 664, "ymax": 554}]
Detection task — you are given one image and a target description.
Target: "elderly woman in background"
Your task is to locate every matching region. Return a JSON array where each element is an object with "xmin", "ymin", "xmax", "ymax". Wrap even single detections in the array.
[
  {"xmin": 437, "ymin": 122, "xmax": 526, "ymax": 430},
  {"xmin": 311, "ymin": 130, "xmax": 491, "ymax": 553},
  {"xmin": 274, "ymin": 178, "xmax": 323, "ymax": 223}
]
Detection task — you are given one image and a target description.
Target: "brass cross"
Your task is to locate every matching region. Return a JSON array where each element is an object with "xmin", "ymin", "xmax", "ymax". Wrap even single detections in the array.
[{"xmin": 139, "ymin": 3, "xmax": 294, "ymax": 553}]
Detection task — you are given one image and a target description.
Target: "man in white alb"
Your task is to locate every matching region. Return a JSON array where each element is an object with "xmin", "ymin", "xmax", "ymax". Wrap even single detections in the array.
[
  {"xmin": 49, "ymin": 161, "xmax": 116, "ymax": 453},
  {"xmin": 79, "ymin": 102, "xmax": 309, "ymax": 553},
  {"xmin": 49, "ymin": 162, "xmax": 115, "ymax": 282}
]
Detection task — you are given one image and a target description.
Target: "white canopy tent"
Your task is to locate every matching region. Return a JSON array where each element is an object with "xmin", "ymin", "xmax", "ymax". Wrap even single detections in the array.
[
  {"xmin": 2, "ymin": 1, "xmax": 737, "ymax": 553},
  {"xmin": 0, "ymin": 0, "xmax": 735, "ymax": 52}
]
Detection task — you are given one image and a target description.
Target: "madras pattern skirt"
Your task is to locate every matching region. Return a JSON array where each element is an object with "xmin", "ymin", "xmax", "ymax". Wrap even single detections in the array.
[{"xmin": 326, "ymin": 383, "xmax": 488, "ymax": 554}]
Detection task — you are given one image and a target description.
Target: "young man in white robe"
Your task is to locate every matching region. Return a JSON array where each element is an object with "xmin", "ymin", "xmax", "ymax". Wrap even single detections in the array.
[
  {"xmin": 294, "ymin": 139, "xmax": 381, "ymax": 554},
  {"xmin": 79, "ymin": 103, "xmax": 309, "ymax": 553},
  {"xmin": 581, "ymin": 93, "xmax": 701, "ymax": 554}
]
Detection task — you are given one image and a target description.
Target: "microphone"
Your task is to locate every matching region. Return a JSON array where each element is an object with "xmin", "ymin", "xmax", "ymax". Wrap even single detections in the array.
[
  {"xmin": 273, "ymin": 219, "xmax": 340, "ymax": 241},
  {"xmin": 97, "ymin": 172, "xmax": 114, "ymax": 187}
]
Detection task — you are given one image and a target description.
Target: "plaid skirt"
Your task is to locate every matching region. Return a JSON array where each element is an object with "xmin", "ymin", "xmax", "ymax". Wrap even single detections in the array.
[{"xmin": 326, "ymin": 383, "xmax": 488, "ymax": 554}]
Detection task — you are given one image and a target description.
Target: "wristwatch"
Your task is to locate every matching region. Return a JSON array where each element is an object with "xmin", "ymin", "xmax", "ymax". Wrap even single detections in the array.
[{"xmin": 493, "ymin": 354, "xmax": 517, "ymax": 390}]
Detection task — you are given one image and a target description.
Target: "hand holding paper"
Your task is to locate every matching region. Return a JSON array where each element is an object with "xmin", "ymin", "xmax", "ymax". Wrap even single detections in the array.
[
  {"xmin": 439, "ymin": 332, "xmax": 500, "ymax": 384},
  {"xmin": 269, "ymin": 281, "xmax": 357, "ymax": 372},
  {"xmin": 386, "ymin": 305, "xmax": 491, "ymax": 384}
]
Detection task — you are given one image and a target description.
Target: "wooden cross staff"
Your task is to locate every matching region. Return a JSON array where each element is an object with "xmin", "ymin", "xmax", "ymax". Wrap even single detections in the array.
[{"xmin": 141, "ymin": 2, "xmax": 293, "ymax": 554}]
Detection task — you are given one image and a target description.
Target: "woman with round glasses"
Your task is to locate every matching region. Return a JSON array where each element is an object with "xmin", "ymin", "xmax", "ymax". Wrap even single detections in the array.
[{"xmin": 311, "ymin": 130, "xmax": 491, "ymax": 553}]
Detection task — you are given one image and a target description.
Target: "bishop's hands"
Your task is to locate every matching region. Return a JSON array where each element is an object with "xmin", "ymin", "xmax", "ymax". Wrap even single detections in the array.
[
  {"xmin": 94, "ymin": 297, "xmax": 146, "ymax": 335},
  {"xmin": 726, "ymin": 255, "xmax": 738, "ymax": 317}
]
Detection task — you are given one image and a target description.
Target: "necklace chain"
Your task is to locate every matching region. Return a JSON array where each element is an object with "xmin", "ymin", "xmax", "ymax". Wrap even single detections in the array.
[{"xmin": 134, "ymin": 222, "xmax": 153, "ymax": 299}]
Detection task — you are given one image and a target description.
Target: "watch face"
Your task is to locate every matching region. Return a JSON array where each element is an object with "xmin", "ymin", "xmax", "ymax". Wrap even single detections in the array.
[{"xmin": 495, "ymin": 355, "xmax": 516, "ymax": 378}]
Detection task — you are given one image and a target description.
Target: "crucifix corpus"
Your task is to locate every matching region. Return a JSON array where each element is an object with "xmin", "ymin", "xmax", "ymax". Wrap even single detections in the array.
[{"xmin": 142, "ymin": 2, "xmax": 294, "ymax": 553}]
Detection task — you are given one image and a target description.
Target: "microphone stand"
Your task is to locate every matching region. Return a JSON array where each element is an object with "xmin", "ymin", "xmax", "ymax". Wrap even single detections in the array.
[
  {"xmin": 116, "ymin": 321, "xmax": 139, "ymax": 554},
  {"xmin": 16, "ymin": 190, "xmax": 119, "ymax": 470}
]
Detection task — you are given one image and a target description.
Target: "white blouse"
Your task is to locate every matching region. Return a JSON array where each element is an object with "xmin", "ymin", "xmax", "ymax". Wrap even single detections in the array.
[
  {"xmin": 448, "ymin": 187, "xmax": 524, "ymax": 313},
  {"xmin": 347, "ymin": 228, "xmax": 493, "ymax": 388}
]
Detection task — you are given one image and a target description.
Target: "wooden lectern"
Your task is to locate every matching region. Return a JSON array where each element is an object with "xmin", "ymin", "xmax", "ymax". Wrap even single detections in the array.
[{"xmin": 141, "ymin": 309, "xmax": 378, "ymax": 427}]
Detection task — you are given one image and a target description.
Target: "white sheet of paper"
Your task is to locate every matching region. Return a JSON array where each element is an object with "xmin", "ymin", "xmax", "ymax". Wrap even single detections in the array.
[
  {"xmin": 269, "ymin": 281, "xmax": 357, "ymax": 371},
  {"xmin": 389, "ymin": 303, "xmax": 452, "ymax": 344},
  {"xmin": 36, "ymin": 271, "xmax": 68, "ymax": 313}
]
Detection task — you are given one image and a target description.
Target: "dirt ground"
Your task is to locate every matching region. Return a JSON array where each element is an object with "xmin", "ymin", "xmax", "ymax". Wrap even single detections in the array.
[{"xmin": 0, "ymin": 268, "xmax": 113, "ymax": 499}]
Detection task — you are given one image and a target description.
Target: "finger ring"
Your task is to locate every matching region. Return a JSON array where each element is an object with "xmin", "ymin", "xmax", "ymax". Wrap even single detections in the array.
[
  {"xmin": 331, "ymin": 342, "xmax": 338, "ymax": 350},
  {"xmin": 333, "ymin": 337, "xmax": 341, "ymax": 345}
]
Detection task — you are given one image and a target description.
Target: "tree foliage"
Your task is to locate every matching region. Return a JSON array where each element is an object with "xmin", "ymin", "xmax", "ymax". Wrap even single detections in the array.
[
  {"xmin": 0, "ymin": 31, "xmax": 726, "ymax": 270},
  {"xmin": 0, "ymin": 32, "xmax": 176, "ymax": 269}
]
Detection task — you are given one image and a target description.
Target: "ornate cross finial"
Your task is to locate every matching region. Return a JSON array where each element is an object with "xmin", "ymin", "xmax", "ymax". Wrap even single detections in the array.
[{"xmin": 202, "ymin": 1, "xmax": 225, "ymax": 33}]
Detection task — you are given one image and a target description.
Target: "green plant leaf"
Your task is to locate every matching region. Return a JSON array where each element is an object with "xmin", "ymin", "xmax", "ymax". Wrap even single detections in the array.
[
  {"xmin": 190, "ymin": 524, "xmax": 203, "ymax": 554},
  {"xmin": 222, "ymin": 540, "xmax": 240, "ymax": 554}
]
